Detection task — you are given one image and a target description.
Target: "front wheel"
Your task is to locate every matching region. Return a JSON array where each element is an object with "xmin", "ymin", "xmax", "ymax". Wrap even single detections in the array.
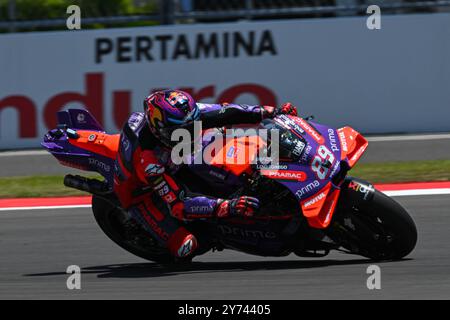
[{"xmin": 333, "ymin": 190, "xmax": 418, "ymax": 260}]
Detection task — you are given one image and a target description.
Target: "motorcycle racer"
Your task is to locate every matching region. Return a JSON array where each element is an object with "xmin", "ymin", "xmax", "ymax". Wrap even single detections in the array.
[{"xmin": 113, "ymin": 90, "xmax": 298, "ymax": 260}]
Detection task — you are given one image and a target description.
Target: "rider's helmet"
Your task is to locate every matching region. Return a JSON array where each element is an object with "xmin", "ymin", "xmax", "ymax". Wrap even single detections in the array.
[{"xmin": 144, "ymin": 90, "xmax": 200, "ymax": 147}]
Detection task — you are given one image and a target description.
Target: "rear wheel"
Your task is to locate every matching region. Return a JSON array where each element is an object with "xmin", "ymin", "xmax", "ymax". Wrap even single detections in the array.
[
  {"xmin": 91, "ymin": 195, "xmax": 176, "ymax": 264},
  {"xmin": 332, "ymin": 190, "xmax": 418, "ymax": 260}
]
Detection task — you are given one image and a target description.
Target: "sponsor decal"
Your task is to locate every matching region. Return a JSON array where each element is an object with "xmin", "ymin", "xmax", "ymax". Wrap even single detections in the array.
[
  {"xmin": 349, "ymin": 181, "xmax": 373, "ymax": 200},
  {"xmin": 178, "ymin": 237, "xmax": 195, "ymax": 258},
  {"xmin": 189, "ymin": 206, "xmax": 213, "ymax": 214},
  {"xmin": 350, "ymin": 144, "xmax": 368, "ymax": 164},
  {"xmin": 277, "ymin": 115, "xmax": 305, "ymax": 136},
  {"xmin": 163, "ymin": 192, "xmax": 177, "ymax": 203},
  {"xmin": 293, "ymin": 118, "xmax": 324, "ymax": 144},
  {"xmin": 219, "ymin": 107, "xmax": 227, "ymax": 114},
  {"xmin": 274, "ymin": 117, "xmax": 291, "ymax": 130},
  {"xmin": 154, "ymin": 181, "xmax": 166, "ymax": 190},
  {"xmin": 303, "ymin": 191, "xmax": 326, "ymax": 208},
  {"xmin": 88, "ymin": 158, "xmax": 111, "ymax": 172},
  {"xmin": 77, "ymin": 113, "xmax": 86, "ymax": 123},
  {"xmin": 261, "ymin": 169, "xmax": 307, "ymax": 182},
  {"xmin": 218, "ymin": 225, "xmax": 277, "ymax": 239},
  {"xmin": 217, "ymin": 103, "xmax": 237, "ymax": 115},
  {"xmin": 157, "ymin": 184, "xmax": 170, "ymax": 197},
  {"xmin": 140, "ymin": 209, "xmax": 170, "ymax": 241},
  {"xmin": 154, "ymin": 179, "xmax": 176, "ymax": 202},
  {"xmin": 145, "ymin": 163, "xmax": 165, "ymax": 176},
  {"xmin": 208, "ymin": 170, "xmax": 226, "ymax": 180},
  {"xmin": 328, "ymin": 129, "xmax": 340, "ymax": 152},
  {"xmin": 257, "ymin": 164, "xmax": 288, "ymax": 170},
  {"xmin": 95, "ymin": 30, "xmax": 277, "ymax": 64},
  {"xmin": 295, "ymin": 180, "xmax": 320, "ymax": 199},
  {"xmin": 330, "ymin": 161, "xmax": 341, "ymax": 178},
  {"xmin": 301, "ymin": 145, "xmax": 313, "ymax": 164},
  {"xmin": 167, "ymin": 91, "xmax": 189, "ymax": 108},
  {"xmin": 128, "ymin": 113, "xmax": 144, "ymax": 131},
  {"xmin": 292, "ymin": 140, "xmax": 306, "ymax": 157},
  {"xmin": 338, "ymin": 129, "xmax": 349, "ymax": 153},
  {"xmin": 216, "ymin": 203, "xmax": 229, "ymax": 218},
  {"xmin": 88, "ymin": 134, "xmax": 97, "ymax": 142}
]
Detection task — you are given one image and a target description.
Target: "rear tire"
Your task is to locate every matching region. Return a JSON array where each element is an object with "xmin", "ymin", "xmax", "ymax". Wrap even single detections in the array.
[{"xmin": 91, "ymin": 195, "xmax": 175, "ymax": 264}]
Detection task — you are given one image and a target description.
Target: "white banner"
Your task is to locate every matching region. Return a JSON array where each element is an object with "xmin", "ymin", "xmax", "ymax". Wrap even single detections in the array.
[{"xmin": 1, "ymin": 13, "xmax": 450, "ymax": 149}]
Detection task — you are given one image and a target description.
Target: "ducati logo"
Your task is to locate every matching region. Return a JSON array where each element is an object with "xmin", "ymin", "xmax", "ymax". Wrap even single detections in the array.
[{"xmin": 77, "ymin": 113, "xmax": 86, "ymax": 123}]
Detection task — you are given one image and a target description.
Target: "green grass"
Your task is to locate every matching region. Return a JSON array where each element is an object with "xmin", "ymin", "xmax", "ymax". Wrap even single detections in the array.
[
  {"xmin": 0, "ymin": 176, "xmax": 91, "ymax": 199},
  {"xmin": 0, "ymin": 160, "xmax": 449, "ymax": 199},
  {"xmin": 350, "ymin": 160, "xmax": 450, "ymax": 184}
]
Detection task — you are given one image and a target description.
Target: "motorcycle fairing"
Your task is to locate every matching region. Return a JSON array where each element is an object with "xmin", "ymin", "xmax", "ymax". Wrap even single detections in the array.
[
  {"xmin": 42, "ymin": 110, "xmax": 120, "ymax": 183},
  {"xmin": 257, "ymin": 119, "xmax": 364, "ymax": 229},
  {"xmin": 199, "ymin": 117, "xmax": 363, "ymax": 230},
  {"xmin": 337, "ymin": 126, "xmax": 368, "ymax": 167},
  {"xmin": 300, "ymin": 182, "xmax": 341, "ymax": 229},
  {"xmin": 208, "ymin": 134, "xmax": 267, "ymax": 176},
  {"xmin": 214, "ymin": 219, "xmax": 291, "ymax": 256},
  {"xmin": 57, "ymin": 109, "xmax": 104, "ymax": 132},
  {"xmin": 68, "ymin": 130, "xmax": 120, "ymax": 160}
]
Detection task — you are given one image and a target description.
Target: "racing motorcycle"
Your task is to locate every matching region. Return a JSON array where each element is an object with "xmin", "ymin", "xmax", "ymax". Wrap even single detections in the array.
[{"xmin": 42, "ymin": 108, "xmax": 417, "ymax": 263}]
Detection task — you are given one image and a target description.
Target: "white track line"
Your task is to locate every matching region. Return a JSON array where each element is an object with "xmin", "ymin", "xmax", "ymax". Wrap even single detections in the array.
[
  {"xmin": 1, "ymin": 189, "xmax": 450, "ymax": 212},
  {"xmin": 383, "ymin": 189, "xmax": 450, "ymax": 197},
  {"xmin": 0, "ymin": 205, "xmax": 91, "ymax": 212},
  {"xmin": 367, "ymin": 134, "xmax": 450, "ymax": 142},
  {"xmin": 0, "ymin": 150, "xmax": 48, "ymax": 157}
]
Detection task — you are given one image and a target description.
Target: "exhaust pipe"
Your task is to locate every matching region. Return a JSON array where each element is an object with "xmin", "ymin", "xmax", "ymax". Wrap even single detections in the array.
[{"xmin": 64, "ymin": 175, "xmax": 110, "ymax": 195}]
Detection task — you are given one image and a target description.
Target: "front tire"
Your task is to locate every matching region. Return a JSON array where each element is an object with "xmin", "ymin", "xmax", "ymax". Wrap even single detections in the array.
[{"xmin": 335, "ymin": 190, "xmax": 418, "ymax": 260}]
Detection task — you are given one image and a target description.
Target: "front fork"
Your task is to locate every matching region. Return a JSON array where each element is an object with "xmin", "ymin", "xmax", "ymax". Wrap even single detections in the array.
[
  {"xmin": 339, "ymin": 177, "xmax": 376, "ymax": 208},
  {"xmin": 326, "ymin": 177, "xmax": 379, "ymax": 255}
]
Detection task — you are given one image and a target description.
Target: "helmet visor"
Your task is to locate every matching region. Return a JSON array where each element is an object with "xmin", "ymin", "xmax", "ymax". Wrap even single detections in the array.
[{"xmin": 159, "ymin": 105, "xmax": 201, "ymax": 147}]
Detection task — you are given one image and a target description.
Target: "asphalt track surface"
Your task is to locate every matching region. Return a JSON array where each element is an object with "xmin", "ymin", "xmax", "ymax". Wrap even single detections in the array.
[
  {"xmin": 0, "ymin": 194, "xmax": 449, "ymax": 300},
  {"xmin": 1, "ymin": 135, "xmax": 450, "ymax": 177}
]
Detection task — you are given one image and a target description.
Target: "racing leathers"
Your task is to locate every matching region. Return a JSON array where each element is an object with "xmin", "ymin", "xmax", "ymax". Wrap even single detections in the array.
[{"xmin": 113, "ymin": 102, "xmax": 297, "ymax": 259}]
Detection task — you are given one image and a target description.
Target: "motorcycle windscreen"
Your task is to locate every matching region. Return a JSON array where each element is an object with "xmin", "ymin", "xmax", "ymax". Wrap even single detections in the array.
[{"xmin": 300, "ymin": 182, "xmax": 341, "ymax": 229}]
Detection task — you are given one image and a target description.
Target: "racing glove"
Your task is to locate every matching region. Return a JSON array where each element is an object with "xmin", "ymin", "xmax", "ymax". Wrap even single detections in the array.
[
  {"xmin": 262, "ymin": 103, "xmax": 298, "ymax": 118},
  {"xmin": 215, "ymin": 196, "xmax": 260, "ymax": 218},
  {"xmin": 279, "ymin": 102, "xmax": 298, "ymax": 117}
]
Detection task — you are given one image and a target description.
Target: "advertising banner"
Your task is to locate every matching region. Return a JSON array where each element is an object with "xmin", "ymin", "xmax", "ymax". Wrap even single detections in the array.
[{"xmin": 1, "ymin": 13, "xmax": 449, "ymax": 149}]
